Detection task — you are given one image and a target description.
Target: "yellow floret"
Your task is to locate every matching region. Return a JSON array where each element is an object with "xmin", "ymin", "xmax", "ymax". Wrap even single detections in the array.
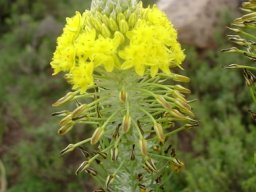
[
  {"xmin": 119, "ymin": 16, "xmax": 184, "ymax": 77},
  {"xmin": 92, "ymin": 36, "xmax": 121, "ymax": 72},
  {"xmin": 68, "ymin": 62, "xmax": 94, "ymax": 93},
  {"xmin": 50, "ymin": 2, "xmax": 185, "ymax": 92}
]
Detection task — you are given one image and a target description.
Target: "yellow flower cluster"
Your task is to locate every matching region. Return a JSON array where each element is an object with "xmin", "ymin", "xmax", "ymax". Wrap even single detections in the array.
[{"xmin": 51, "ymin": 4, "xmax": 185, "ymax": 93}]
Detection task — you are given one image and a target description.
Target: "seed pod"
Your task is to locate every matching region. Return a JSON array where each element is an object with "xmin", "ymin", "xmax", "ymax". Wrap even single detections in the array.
[
  {"xmin": 185, "ymin": 121, "xmax": 199, "ymax": 129},
  {"xmin": 60, "ymin": 144, "xmax": 75, "ymax": 155},
  {"xmin": 71, "ymin": 104, "xmax": 87, "ymax": 118},
  {"xmin": 122, "ymin": 114, "xmax": 131, "ymax": 133},
  {"xmin": 105, "ymin": 175, "xmax": 114, "ymax": 189},
  {"xmin": 155, "ymin": 176, "xmax": 162, "ymax": 184},
  {"xmin": 59, "ymin": 114, "xmax": 72, "ymax": 127},
  {"xmin": 156, "ymin": 95, "xmax": 172, "ymax": 110},
  {"xmin": 51, "ymin": 110, "xmax": 69, "ymax": 117},
  {"xmin": 221, "ymin": 47, "xmax": 240, "ymax": 53},
  {"xmin": 174, "ymin": 100, "xmax": 194, "ymax": 117},
  {"xmin": 85, "ymin": 167, "xmax": 97, "ymax": 176},
  {"xmin": 79, "ymin": 147, "xmax": 90, "ymax": 158},
  {"xmin": 171, "ymin": 74, "xmax": 190, "ymax": 83},
  {"xmin": 137, "ymin": 173, "xmax": 143, "ymax": 182},
  {"xmin": 153, "ymin": 145, "xmax": 160, "ymax": 152},
  {"xmin": 130, "ymin": 144, "xmax": 135, "ymax": 160},
  {"xmin": 171, "ymin": 90, "xmax": 187, "ymax": 103},
  {"xmin": 112, "ymin": 124, "xmax": 121, "ymax": 139},
  {"xmin": 119, "ymin": 89, "xmax": 127, "ymax": 103},
  {"xmin": 173, "ymin": 85, "xmax": 191, "ymax": 94},
  {"xmin": 227, "ymin": 27, "xmax": 240, "ymax": 33},
  {"xmin": 139, "ymin": 184, "xmax": 146, "ymax": 190},
  {"xmin": 243, "ymin": 69, "xmax": 256, "ymax": 86},
  {"xmin": 170, "ymin": 158, "xmax": 184, "ymax": 173},
  {"xmin": 164, "ymin": 144, "xmax": 172, "ymax": 154},
  {"xmin": 91, "ymin": 127, "xmax": 104, "ymax": 145},
  {"xmin": 169, "ymin": 109, "xmax": 187, "ymax": 121},
  {"xmin": 143, "ymin": 164, "xmax": 151, "ymax": 173},
  {"xmin": 111, "ymin": 147, "xmax": 118, "ymax": 161},
  {"xmin": 58, "ymin": 122, "xmax": 74, "ymax": 135},
  {"xmin": 139, "ymin": 137, "xmax": 147, "ymax": 156},
  {"xmin": 174, "ymin": 99, "xmax": 191, "ymax": 110},
  {"xmin": 97, "ymin": 151, "xmax": 108, "ymax": 159},
  {"xmin": 154, "ymin": 123, "xmax": 165, "ymax": 144},
  {"xmin": 144, "ymin": 159, "xmax": 157, "ymax": 173},
  {"xmin": 171, "ymin": 148, "xmax": 176, "ymax": 157},
  {"xmin": 137, "ymin": 120, "xmax": 144, "ymax": 134},
  {"xmin": 76, "ymin": 161, "xmax": 90, "ymax": 175},
  {"xmin": 52, "ymin": 92, "xmax": 76, "ymax": 107},
  {"xmin": 93, "ymin": 188, "xmax": 105, "ymax": 192}
]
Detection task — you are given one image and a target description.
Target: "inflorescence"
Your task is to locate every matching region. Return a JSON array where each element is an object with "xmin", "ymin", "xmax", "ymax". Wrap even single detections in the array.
[{"xmin": 51, "ymin": 0, "xmax": 196, "ymax": 191}]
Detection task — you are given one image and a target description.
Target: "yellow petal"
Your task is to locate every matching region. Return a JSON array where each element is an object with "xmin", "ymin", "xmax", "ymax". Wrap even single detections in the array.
[{"xmin": 135, "ymin": 64, "xmax": 145, "ymax": 76}]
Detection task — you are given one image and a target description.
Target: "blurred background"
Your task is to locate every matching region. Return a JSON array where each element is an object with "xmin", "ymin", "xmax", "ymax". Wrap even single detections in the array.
[{"xmin": 0, "ymin": 0, "xmax": 256, "ymax": 191}]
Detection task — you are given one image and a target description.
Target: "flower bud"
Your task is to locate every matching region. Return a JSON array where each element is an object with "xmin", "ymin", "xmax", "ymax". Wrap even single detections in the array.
[
  {"xmin": 117, "ymin": 12, "xmax": 126, "ymax": 23},
  {"xmin": 91, "ymin": 127, "xmax": 104, "ymax": 145},
  {"xmin": 101, "ymin": 14, "xmax": 110, "ymax": 26},
  {"xmin": 122, "ymin": 114, "xmax": 131, "ymax": 133},
  {"xmin": 101, "ymin": 23, "xmax": 111, "ymax": 37},
  {"xmin": 154, "ymin": 123, "xmax": 165, "ymax": 144},
  {"xmin": 91, "ymin": 16, "xmax": 102, "ymax": 31},
  {"xmin": 109, "ymin": 17, "xmax": 118, "ymax": 31},
  {"xmin": 128, "ymin": 12, "xmax": 137, "ymax": 27},
  {"xmin": 114, "ymin": 31, "xmax": 125, "ymax": 45},
  {"xmin": 119, "ymin": 19, "xmax": 129, "ymax": 34}
]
